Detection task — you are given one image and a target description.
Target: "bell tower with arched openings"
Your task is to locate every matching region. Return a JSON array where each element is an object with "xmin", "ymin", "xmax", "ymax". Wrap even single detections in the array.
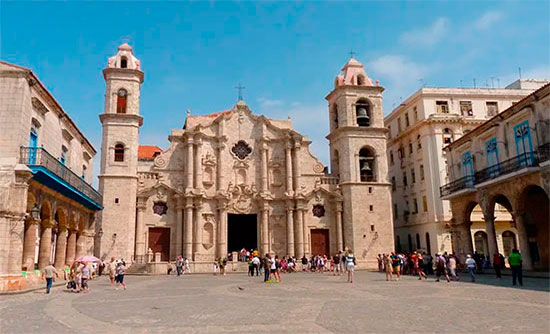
[
  {"xmin": 97, "ymin": 43, "xmax": 144, "ymax": 262},
  {"xmin": 325, "ymin": 56, "xmax": 394, "ymax": 267}
]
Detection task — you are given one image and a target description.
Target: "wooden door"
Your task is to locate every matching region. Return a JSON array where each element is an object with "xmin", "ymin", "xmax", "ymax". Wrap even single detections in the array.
[
  {"xmin": 311, "ymin": 229, "xmax": 330, "ymax": 256},
  {"xmin": 148, "ymin": 227, "xmax": 170, "ymax": 261}
]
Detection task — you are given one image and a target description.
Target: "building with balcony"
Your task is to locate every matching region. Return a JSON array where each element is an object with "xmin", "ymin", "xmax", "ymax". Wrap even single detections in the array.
[
  {"xmin": 0, "ymin": 61, "xmax": 102, "ymax": 292},
  {"xmin": 441, "ymin": 83, "xmax": 550, "ymax": 270},
  {"xmin": 385, "ymin": 81, "xmax": 547, "ymax": 256}
]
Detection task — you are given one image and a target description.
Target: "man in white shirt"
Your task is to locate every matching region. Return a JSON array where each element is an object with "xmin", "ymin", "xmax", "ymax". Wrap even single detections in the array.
[
  {"xmin": 252, "ymin": 256, "xmax": 260, "ymax": 276},
  {"xmin": 465, "ymin": 254, "xmax": 477, "ymax": 282}
]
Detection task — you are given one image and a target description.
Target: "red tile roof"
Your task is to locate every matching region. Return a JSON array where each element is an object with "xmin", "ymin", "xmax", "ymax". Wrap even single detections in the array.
[{"xmin": 138, "ymin": 145, "xmax": 163, "ymax": 159}]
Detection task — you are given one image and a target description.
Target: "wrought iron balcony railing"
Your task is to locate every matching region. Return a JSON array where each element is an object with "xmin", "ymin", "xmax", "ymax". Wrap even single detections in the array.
[
  {"xmin": 20, "ymin": 147, "xmax": 102, "ymax": 205},
  {"xmin": 474, "ymin": 151, "xmax": 538, "ymax": 185},
  {"xmin": 440, "ymin": 175, "xmax": 475, "ymax": 197}
]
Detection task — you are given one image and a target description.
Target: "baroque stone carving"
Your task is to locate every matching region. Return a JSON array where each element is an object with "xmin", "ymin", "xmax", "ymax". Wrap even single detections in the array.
[
  {"xmin": 154, "ymin": 155, "xmax": 167, "ymax": 169},
  {"xmin": 313, "ymin": 162, "xmax": 325, "ymax": 173},
  {"xmin": 312, "ymin": 204, "xmax": 325, "ymax": 218},
  {"xmin": 227, "ymin": 183, "xmax": 257, "ymax": 213},
  {"xmin": 153, "ymin": 201, "xmax": 167, "ymax": 215},
  {"xmin": 231, "ymin": 140, "xmax": 252, "ymax": 160}
]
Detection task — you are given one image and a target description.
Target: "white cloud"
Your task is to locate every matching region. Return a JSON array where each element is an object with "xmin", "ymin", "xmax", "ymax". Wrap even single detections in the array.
[
  {"xmin": 369, "ymin": 55, "xmax": 433, "ymax": 113},
  {"xmin": 473, "ymin": 11, "xmax": 504, "ymax": 31},
  {"xmin": 400, "ymin": 17, "xmax": 449, "ymax": 47}
]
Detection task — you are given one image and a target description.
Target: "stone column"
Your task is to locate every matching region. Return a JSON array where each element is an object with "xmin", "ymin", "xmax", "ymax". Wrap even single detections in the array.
[
  {"xmin": 514, "ymin": 212, "xmax": 533, "ymax": 270},
  {"xmin": 135, "ymin": 199, "xmax": 147, "ymax": 263},
  {"xmin": 216, "ymin": 143, "xmax": 226, "ymax": 192},
  {"xmin": 301, "ymin": 209, "xmax": 309, "ymax": 255},
  {"xmin": 292, "ymin": 141, "xmax": 301, "ymax": 192},
  {"xmin": 7, "ymin": 217, "xmax": 25, "ymax": 276},
  {"xmin": 194, "ymin": 138, "xmax": 203, "ymax": 191},
  {"xmin": 484, "ymin": 215, "xmax": 499, "ymax": 260},
  {"xmin": 186, "ymin": 138, "xmax": 194, "ymax": 191},
  {"xmin": 294, "ymin": 204, "xmax": 304, "ymax": 258},
  {"xmin": 65, "ymin": 229, "xmax": 77, "ymax": 265},
  {"xmin": 175, "ymin": 197, "xmax": 184, "ymax": 257},
  {"xmin": 286, "ymin": 203, "xmax": 295, "ymax": 257},
  {"xmin": 260, "ymin": 203, "xmax": 269, "ymax": 255},
  {"xmin": 22, "ymin": 218, "xmax": 39, "ymax": 270},
  {"xmin": 217, "ymin": 201, "xmax": 227, "ymax": 258},
  {"xmin": 38, "ymin": 219, "xmax": 53, "ymax": 269},
  {"xmin": 285, "ymin": 143, "xmax": 293, "ymax": 194},
  {"xmin": 184, "ymin": 198, "xmax": 194, "ymax": 260},
  {"xmin": 54, "ymin": 226, "xmax": 67, "ymax": 269},
  {"xmin": 335, "ymin": 202, "xmax": 344, "ymax": 252},
  {"xmin": 75, "ymin": 232, "xmax": 85, "ymax": 259},
  {"xmin": 261, "ymin": 144, "xmax": 269, "ymax": 192},
  {"xmin": 451, "ymin": 222, "xmax": 474, "ymax": 263},
  {"xmin": 193, "ymin": 199, "xmax": 203, "ymax": 258}
]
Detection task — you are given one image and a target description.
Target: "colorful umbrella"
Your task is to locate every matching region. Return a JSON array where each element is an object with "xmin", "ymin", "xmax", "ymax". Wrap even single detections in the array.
[{"xmin": 76, "ymin": 255, "xmax": 101, "ymax": 262}]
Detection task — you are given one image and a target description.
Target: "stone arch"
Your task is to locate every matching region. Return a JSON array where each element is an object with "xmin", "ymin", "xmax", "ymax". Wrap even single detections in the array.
[
  {"xmin": 40, "ymin": 200, "xmax": 52, "ymax": 221},
  {"xmin": 27, "ymin": 192, "xmax": 36, "ymax": 213},
  {"xmin": 358, "ymin": 146, "xmax": 376, "ymax": 182},
  {"xmin": 54, "ymin": 207, "xmax": 67, "ymax": 228}
]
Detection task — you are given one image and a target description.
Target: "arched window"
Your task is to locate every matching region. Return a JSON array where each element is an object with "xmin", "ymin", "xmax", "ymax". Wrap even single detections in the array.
[
  {"xmin": 332, "ymin": 150, "xmax": 340, "ymax": 176},
  {"xmin": 355, "ymin": 99, "xmax": 371, "ymax": 127},
  {"xmin": 120, "ymin": 57, "xmax": 128, "ymax": 68},
  {"xmin": 415, "ymin": 233, "xmax": 421, "ymax": 250},
  {"xmin": 425, "ymin": 232, "xmax": 431, "ymax": 255},
  {"xmin": 408, "ymin": 234, "xmax": 413, "ymax": 252},
  {"xmin": 359, "ymin": 147, "xmax": 375, "ymax": 182},
  {"xmin": 443, "ymin": 128, "xmax": 453, "ymax": 145},
  {"xmin": 116, "ymin": 89, "xmax": 128, "ymax": 114},
  {"xmin": 114, "ymin": 144, "xmax": 125, "ymax": 162},
  {"xmin": 81, "ymin": 165, "xmax": 87, "ymax": 180},
  {"xmin": 60, "ymin": 145, "xmax": 69, "ymax": 165},
  {"xmin": 332, "ymin": 105, "xmax": 339, "ymax": 129},
  {"xmin": 357, "ymin": 75, "xmax": 365, "ymax": 86}
]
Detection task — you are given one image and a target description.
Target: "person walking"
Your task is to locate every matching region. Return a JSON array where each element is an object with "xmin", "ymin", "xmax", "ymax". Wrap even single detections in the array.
[
  {"xmin": 263, "ymin": 254, "xmax": 271, "ymax": 282},
  {"xmin": 301, "ymin": 255, "xmax": 308, "ymax": 272},
  {"xmin": 41, "ymin": 263, "xmax": 58, "ymax": 294},
  {"xmin": 115, "ymin": 260, "xmax": 127, "ymax": 290},
  {"xmin": 346, "ymin": 250, "xmax": 355, "ymax": 283},
  {"xmin": 493, "ymin": 253, "xmax": 503, "ymax": 279},
  {"xmin": 508, "ymin": 249, "xmax": 523, "ymax": 286},
  {"xmin": 176, "ymin": 256, "xmax": 184, "ymax": 277},
  {"xmin": 252, "ymin": 255, "xmax": 260, "ymax": 276},
  {"xmin": 448, "ymin": 255, "xmax": 459, "ymax": 281},
  {"xmin": 383, "ymin": 254, "xmax": 393, "ymax": 281},
  {"xmin": 465, "ymin": 254, "xmax": 476, "ymax": 282},
  {"xmin": 390, "ymin": 252, "xmax": 401, "ymax": 280},
  {"xmin": 435, "ymin": 253, "xmax": 450, "ymax": 282},
  {"xmin": 81, "ymin": 262, "xmax": 91, "ymax": 293},
  {"xmin": 417, "ymin": 253, "xmax": 428, "ymax": 280}
]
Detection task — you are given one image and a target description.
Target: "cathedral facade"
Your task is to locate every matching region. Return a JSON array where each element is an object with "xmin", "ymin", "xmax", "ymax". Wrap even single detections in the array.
[{"xmin": 96, "ymin": 44, "xmax": 394, "ymax": 270}]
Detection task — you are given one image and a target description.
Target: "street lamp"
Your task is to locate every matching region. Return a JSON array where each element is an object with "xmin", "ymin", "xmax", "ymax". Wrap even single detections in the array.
[{"xmin": 31, "ymin": 204, "xmax": 40, "ymax": 220}]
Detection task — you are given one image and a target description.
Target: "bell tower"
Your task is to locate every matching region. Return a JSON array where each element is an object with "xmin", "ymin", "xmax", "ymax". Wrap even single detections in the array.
[
  {"xmin": 325, "ymin": 56, "xmax": 394, "ymax": 268},
  {"xmin": 97, "ymin": 43, "xmax": 144, "ymax": 262}
]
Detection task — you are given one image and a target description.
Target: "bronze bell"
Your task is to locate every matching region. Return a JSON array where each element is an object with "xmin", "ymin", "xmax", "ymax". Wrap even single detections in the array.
[{"xmin": 357, "ymin": 107, "xmax": 370, "ymax": 123}]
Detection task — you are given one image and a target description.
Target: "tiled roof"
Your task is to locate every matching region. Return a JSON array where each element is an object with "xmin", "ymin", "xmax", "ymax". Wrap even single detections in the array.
[{"xmin": 138, "ymin": 145, "xmax": 163, "ymax": 159}]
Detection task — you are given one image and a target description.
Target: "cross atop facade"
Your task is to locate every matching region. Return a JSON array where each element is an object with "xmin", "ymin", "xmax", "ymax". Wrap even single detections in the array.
[
  {"xmin": 349, "ymin": 50, "xmax": 356, "ymax": 58},
  {"xmin": 235, "ymin": 82, "xmax": 246, "ymax": 101}
]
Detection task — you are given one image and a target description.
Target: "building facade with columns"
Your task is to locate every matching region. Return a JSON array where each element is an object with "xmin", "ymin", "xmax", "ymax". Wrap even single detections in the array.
[
  {"xmin": 441, "ymin": 83, "xmax": 550, "ymax": 270},
  {"xmin": 384, "ymin": 82, "xmax": 547, "ymax": 256},
  {"xmin": 95, "ymin": 45, "xmax": 394, "ymax": 271},
  {"xmin": 0, "ymin": 61, "xmax": 102, "ymax": 292}
]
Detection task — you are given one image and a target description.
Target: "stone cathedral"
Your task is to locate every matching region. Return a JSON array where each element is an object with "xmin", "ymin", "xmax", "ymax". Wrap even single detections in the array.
[{"xmin": 96, "ymin": 44, "xmax": 394, "ymax": 271}]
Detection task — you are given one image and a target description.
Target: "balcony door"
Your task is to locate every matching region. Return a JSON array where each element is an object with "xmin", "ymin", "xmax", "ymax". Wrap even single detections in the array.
[
  {"xmin": 28, "ymin": 128, "xmax": 38, "ymax": 164},
  {"xmin": 514, "ymin": 120, "xmax": 534, "ymax": 166},
  {"xmin": 485, "ymin": 138, "xmax": 500, "ymax": 178},
  {"xmin": 461, "ymin": 151, "xmax": 474, "ymax": 186}
]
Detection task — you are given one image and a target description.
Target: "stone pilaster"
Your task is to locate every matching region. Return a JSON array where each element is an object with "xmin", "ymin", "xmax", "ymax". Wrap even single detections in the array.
[
  {"xmin": 294, "ymin": 203, "xmax": 304, "ymax": 258},
  {"xmin": 22, "ymin": 217, "xmax": 39, "ymax": 271},
  {"xmin": 260, "ymin": 202, "xmax": 270, "ymax": 255},
  {"xmin": 292, "ymin": 140, "xmax": 301, "ymax": 192},
  {"xmin": 260, "ymin": 143, "xmax": 269, "ymax": 193},
  {"xmin": 217, "ymin": 200, "xmax": 228, "ymax": 258},
  {"xmin": 38, "ymin": 219, "xmax": 54, "ymax": 269},
  {"xmin": 194, "ymin": 137, "xmax": 203, "ymax": 191},
  {"xmin": 184, "ymin": 198, "xmax": 194, "ymax": 260},
  {"xmin": 193, "ymin": 198, "xmax": 203, "ymax": 258},
  {"xmin": 75, "ymin": 232, "xmax": 85, "ymax": 260},
  {"xmin": 186, "ymin": 138, "xmax": 194, "ymax": 192},
  {"xmin": 514, "ymin": 212, "xmax": 533, "ymax": 270},
  {"xmin": 175, "ymin": 196, "xmax": 184, "ymax": 257},
  {"xmin": 484, "ymin": 215, "xmax": 499, "ymax": 259},
  {"xmin": 135, "ymin": 197, "xmax": 147, "ymax": 263},
  {"xmin": 65, "ymin": 229, "xmax": 77, "ymax": 265},
  {"xmin": 335, "ymin": 201, "xmax": 344, "ymax": 252},
  {"xmin": 286, "ymin": 201, "xmax": 295, "ymax": 257},
  {"xmin": 7, "ymin": 216, "xmax": 25, "ymax": 276},
  {"xmin": 285, "ymin": 142, "xmax": 293, "ymax": 195}
]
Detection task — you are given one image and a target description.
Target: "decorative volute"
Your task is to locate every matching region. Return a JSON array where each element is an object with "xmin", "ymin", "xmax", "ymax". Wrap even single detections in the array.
[{"xmin": 107, "ymin": 43, "xmax": 141, "ymax": 70}]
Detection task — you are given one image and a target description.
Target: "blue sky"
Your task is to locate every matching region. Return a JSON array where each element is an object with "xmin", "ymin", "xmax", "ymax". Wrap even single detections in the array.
[{"xmin": 2, "ymin": 1, "xmax": 549, "ymax": 186}]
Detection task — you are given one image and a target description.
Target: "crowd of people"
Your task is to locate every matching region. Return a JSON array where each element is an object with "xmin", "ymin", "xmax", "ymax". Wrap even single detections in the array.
[{"xmin": 376, "ymin": 249, "xmax": 525, "ymax": 285}]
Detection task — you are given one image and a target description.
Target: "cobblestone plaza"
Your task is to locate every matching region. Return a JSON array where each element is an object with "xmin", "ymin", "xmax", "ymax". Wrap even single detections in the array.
[{"xmin": 1, "ymin": 272, "xmax": 548, "ymax": 334}]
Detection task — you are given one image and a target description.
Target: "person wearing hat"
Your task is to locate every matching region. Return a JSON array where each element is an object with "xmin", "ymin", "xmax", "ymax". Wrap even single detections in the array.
[{"xmin": 465, "ymin": 254, "xmax": 477, "ymax": 282}]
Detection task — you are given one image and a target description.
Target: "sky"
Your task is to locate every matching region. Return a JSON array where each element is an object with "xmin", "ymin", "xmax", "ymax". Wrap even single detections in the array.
[{"xmin": 1, "ymin": 1, "xmax": 549, "ymax": 187}]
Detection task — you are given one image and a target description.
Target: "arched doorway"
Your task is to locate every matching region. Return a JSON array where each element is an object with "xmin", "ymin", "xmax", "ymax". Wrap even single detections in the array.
[
  {"xmin": 425, "ymin": 232, "xmax": 432, "ymax": 255},
  {"xmin": 473, "ymin": 231, "xmax": 488, "ymax": 256},
  {"xmin": 520, "ymin": 185, "xmax": 549, "ymax": 270},
  {"xmin": 501, "ymin": 231, "xmax": 517, "ymax": 257},
  {"xmin": 407, "ymin": 234, "xmax": 412, "ymax": 252}
]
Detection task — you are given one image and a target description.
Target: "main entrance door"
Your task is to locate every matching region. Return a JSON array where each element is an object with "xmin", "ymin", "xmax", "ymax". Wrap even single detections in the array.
[
  {"xmin": 311, "ymin": 229, "xmax": 330, "ymax": 256},
  {"xmin": 148, "ymin": 227, "xmax": 170, "ymax": 261},
  {"xmin": 227, "ymin": 214, "xmax": 258, "ymax": 253}
]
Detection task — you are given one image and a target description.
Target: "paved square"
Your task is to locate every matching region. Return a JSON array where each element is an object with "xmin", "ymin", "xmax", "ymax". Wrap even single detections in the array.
[{"xmin": 1, "ymin": 272, "xmax": 548, "ymax": 334}]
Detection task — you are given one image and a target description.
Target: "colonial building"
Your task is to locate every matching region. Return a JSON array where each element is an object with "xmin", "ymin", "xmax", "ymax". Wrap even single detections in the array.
[
  {"xmin": 441, "ymin": 83, "xmax": 550, "ymax": 270},
  {"xmin": 384, "ymin": 82, "xmax": 547, "ymax": 256},
  {"xmin": 95, "ymin": 45, "xmax": 394, "ymax": 271},
  {"xmin": 0, "ymin": 61, "xmax": 102, "ymax": 292}
]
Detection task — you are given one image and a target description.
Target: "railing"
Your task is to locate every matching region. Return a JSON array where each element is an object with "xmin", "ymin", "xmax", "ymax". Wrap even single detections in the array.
[
  {"xmin": 440, "ymin": 175, "xmax": 475, "ymax": 197},
  {"xmin": 20, "ymin": 147, "xmax": 102, "ymax": 205},
  {"xmin": 475, "ymin": 151, "xmax": 538, "ymax": 184},
  {"xmin": 538, "ymin": 143, "xmax": 550, "ymax": 163},
  {"xmin": 319, "ymin": 175, "xmax": 339, "ymax": 185}
]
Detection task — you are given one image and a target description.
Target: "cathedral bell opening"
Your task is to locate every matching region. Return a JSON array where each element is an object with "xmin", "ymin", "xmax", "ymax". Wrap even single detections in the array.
[{"xmin": 227, "ymin": 214, "xmax": 258, "ymax": 253}]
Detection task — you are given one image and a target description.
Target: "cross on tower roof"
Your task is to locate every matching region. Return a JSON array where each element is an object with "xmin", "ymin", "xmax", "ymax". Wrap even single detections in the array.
[
  {"xmin": 235, "ymin": 82, "xmax": 245, "ymax": 101},
  {"xmin": 349, "ymin": 50, "xmax": 356, "ymax": 58}
]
